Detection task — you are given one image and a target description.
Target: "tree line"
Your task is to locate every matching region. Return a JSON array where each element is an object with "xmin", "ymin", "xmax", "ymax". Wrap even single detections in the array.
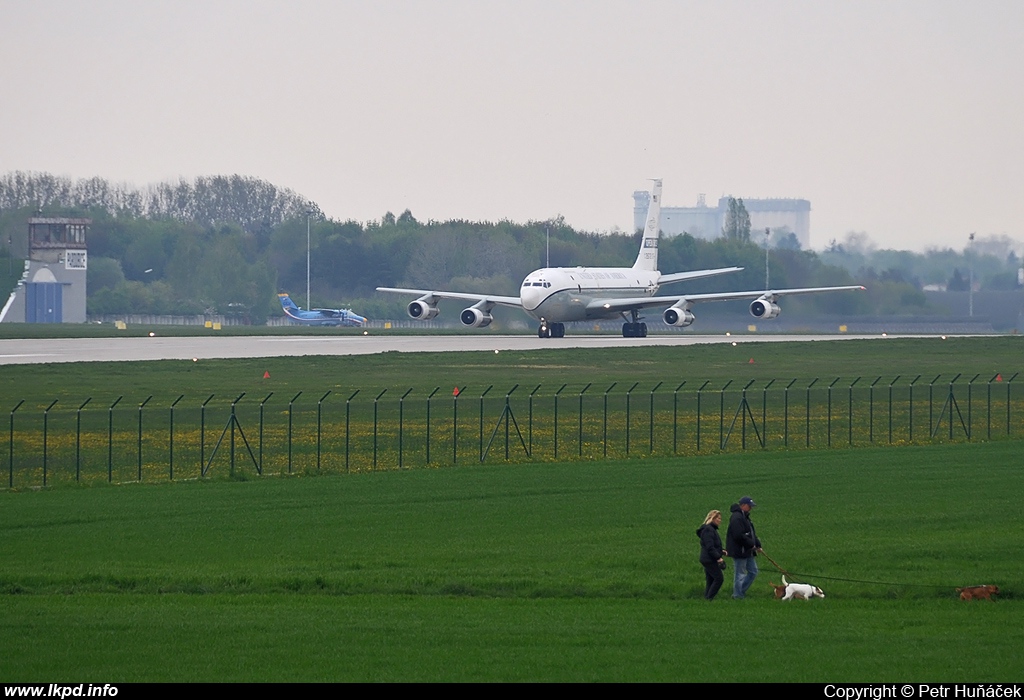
[{"xmin": 1, "ymin": 171, "xmax": 1018, "ymax": 324}]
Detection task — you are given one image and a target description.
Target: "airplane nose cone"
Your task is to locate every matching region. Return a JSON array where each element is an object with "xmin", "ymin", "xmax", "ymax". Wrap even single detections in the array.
[{"xmin": 521, "ymin": 286, "xmax": 542, "ymax": 311}]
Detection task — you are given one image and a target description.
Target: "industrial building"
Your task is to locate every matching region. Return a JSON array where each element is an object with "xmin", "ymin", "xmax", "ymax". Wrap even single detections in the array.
[{"xmin": 633, "ymin": 191, "xmax": 811, "ymax": 249}]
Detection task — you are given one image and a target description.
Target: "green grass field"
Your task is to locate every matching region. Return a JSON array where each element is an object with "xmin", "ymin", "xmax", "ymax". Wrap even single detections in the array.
[
  {"xmin": 1, "ymin": 441, "xmax": 1021, "ymax": 682},
  {"xmin": 1, "ymin": 336, "xmax": 1021, "ymax": 681}
]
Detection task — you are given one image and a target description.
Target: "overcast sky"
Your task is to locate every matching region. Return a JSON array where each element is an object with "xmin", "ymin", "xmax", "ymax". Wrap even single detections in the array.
[{"xmin": 1, "ymin": 0, "xmax": 1021, "ymax": 252}]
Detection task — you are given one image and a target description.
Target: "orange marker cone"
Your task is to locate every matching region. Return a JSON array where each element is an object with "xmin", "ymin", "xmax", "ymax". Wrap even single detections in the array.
[
  {"xmin": 263, "ymin": 371, "xmax": 271, "ymax": 379},
  {"xmin": 453, "ymin": 386, "xmax": 460, "ymax": 396},
  {"xmin": 996, "ymin": 374, "xmax": 1003, "ymax": 382},
  {"xmin": 749, "ymin": 358, "xmax": 755, "ymax": 364}
]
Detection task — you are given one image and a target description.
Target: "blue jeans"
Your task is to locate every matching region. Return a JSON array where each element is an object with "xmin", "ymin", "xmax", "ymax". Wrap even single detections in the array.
[{"xmin": 732, "ymin": 556, "xmax": 758, "ymax": 598}]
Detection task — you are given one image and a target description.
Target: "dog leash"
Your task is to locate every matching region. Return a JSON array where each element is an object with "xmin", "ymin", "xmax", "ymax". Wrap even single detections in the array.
[
  {"xmin": 760, "ymin": 549, "xmax": 963, "ymax": 589},
  {"xmin": 757, "ymin": 548, "xmax": 792, "ymax": 578}
]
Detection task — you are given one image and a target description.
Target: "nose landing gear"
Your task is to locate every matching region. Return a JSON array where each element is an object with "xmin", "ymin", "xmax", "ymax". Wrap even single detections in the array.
[{"xmin": 538, "ymin": 321, "xmax": 565, "ymax": 338}]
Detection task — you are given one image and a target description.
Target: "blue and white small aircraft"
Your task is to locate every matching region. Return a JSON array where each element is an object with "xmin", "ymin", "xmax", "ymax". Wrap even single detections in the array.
[{"xmin": 278, "ymin": 294, "xmax": 366, "ymax": 327}]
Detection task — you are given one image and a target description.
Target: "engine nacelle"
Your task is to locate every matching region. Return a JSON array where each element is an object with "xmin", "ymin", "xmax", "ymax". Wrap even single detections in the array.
[
  {"xmin": 663, "ymin": 305, "xmax": 696, "ymax": 327},
  {"xmin": 408, "ymin": 299, "xmax": 439, "ymax": 320},
  {"xmin": 460, "ymin": 307, "xmax": 493, "ymax": 328},
  {"xmin": 749, "ymin": 298, "xmax": 781, "ymax": 319}
]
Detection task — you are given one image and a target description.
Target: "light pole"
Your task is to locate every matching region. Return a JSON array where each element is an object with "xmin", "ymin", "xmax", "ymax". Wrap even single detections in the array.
[
  {"xmin": 968, "ymin": 232, "xmax": 975, "ymax": 317},
  {"xmin": 306, "ymin": 209, "xmax": 312, "ymax": 311},
  {"xmin": 764, "ymin": 227, "xmax": 770, "ymax": 289}
]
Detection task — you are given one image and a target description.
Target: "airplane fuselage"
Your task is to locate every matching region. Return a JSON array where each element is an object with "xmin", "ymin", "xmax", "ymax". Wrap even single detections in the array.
[{"xmin": 520, "ymin": 266, "xmax": 661, "ymax": 322}]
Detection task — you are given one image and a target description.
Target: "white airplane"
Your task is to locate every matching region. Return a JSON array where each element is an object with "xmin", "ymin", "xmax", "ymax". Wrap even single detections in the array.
[{"xmin": 377, "ymin": 180, "xmax": 864, "ymax": 338}]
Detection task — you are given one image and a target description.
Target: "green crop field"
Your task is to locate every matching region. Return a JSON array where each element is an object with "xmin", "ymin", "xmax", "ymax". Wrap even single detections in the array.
[
  {"xmin": 1, "ymin": 337, "xmax": 1022, "ymax": 681},
  {"xmin": 1, "ymin": 441, "xmax": 1022, "ymax": 682}
]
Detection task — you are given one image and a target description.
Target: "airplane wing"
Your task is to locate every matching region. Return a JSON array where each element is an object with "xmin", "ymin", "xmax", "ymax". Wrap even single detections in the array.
[
  {"xmin": 376, "ymin": 287, "xmax": 523, "ymax": 308},
  {"xmin": 586, "ymin": 285, "xmax": 865, "ymax": 314},
  {"xmin": 312, "ymin": 308, "xmax": 344, "ymax": 317},
  {"xmin": 657, "ymin": 267, "xmax": 743, "ymax": 285}
]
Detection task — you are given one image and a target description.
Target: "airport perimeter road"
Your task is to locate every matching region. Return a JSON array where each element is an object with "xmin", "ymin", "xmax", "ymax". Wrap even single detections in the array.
[{"xmin": 0, "ymin": 333, "xmax": 933, "ymax": 365}]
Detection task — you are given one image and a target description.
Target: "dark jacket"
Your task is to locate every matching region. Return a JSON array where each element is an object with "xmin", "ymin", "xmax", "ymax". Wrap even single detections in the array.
[
  {"xmin": 696, "ymin": 523, "xmax": 724, "ymax": 564},
  {"xmin": 726, "ymin": 503, "xmax": 761, "ymax": 559}
]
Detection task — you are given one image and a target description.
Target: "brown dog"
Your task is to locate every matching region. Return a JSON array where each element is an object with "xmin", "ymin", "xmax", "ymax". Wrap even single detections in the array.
[{"xmin": 956, "ymin": 585, "xmax": 999, "ymax": 600}]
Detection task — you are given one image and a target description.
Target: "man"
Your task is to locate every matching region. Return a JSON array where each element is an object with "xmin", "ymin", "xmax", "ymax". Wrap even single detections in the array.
[{"xmin": 726, "ymin": 496, "xmax": 762, "ymax": 599}]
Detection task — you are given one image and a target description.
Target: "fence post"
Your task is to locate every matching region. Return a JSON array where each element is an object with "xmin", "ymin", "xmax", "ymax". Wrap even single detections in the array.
[
  {"xmin": 868, "ymin": 377, "xmax": 880, "ymax": 443},
  {"xmin": 805, "ymin": 379, "xmax": 818, "ymax": 448},
  {"xmin": 345, "ymin": 390, "xmax": 358, "ymax": 473},
  {"xmin": 399, "ymin": 388, "xmax": 412, "ymax": 469},
  {"xmin": 625, "ymin": 382, "xmax": 639, "ymax": 456},
  {"xmin": 761, "ymin": 379, "xmax": 775, "ymax": 449},
  {"xmin": 1007, "ymin": 373, "xmax": 1019, "ymax": 435},
  {"xmin": 967, "ymin": 374, "xmax": 979, "ymax": 441},
  {"xmin": 108, "ymin": 396, "xmax": 122, "ymax": 483},
  {"xmin": 784, "ymin": 379, "xmax": 796, "ymax": 447},
  {"xmin": 453, "ymin": 386, "xmax": 465, "ymax": 465},
  {"xmin": 505, "ymin": 384, "xmax": 520, "ymax": 460},
  {"xmin": 578, "ymin": 383, "xmax": 591, "ymax": 458},
  {"xmin": 288, "ymin": 392, "xmax": 302, "ymax": 474},
  {"xmin": 137, "ymin": 395, "xmax": 152, "ymax": 481},
  {"xmin": 43, "ymin": 399, "xmax": 58, "ymax": 487},
  {"xmin": 426, "ymin": 387, "xmax": 439, "ymax": 465},
  {"xmin": 8, "ymin": 400, "xmax": 23, "ymax": 489},
  {"xmin": 317, "ymin": 391, "xmax": 331, "ymax": 473},
  {"xmin": 908, "ymin": 375, "xmax": 922, "ymax": 443},
  {"xmin": 739, "ymin": 380, "xmax": 755, "ymax": 450},
  {"xmin": 200, "ymin": 394, "xmax": 214, "ymax": 475},
  {"xmin": 258, "ymin": 393, "xmax": 272, "ymax": 475},
  {"xmin": 373, "ymin": 389, "xmax": 388, "ymax": 471},
  {"xmin": 169, "ymin": 395, "xmax": 183, "ymax": 480},
  {"xmin": 719, "ymin": 380, "xmax": 733, "ymax": 450},
  {"xmin": 602, "ymin": 382, "xmax": 616, "ymax": 458},
  {"xmin": 827, "ymin": 378, "xmax": 839, "ymax": 448},
  {"xmin": 649, "ymin": 382, "xmax": 662, "ymax": 454},
  {"xmin": 928, "ymin": 374, "xmax": 941, "ymax": 438},
  {"xmin": 673, "ymin": 381, "xmax": 686, "ymax": 454},
  {"xmin": 529, "ymin": 385, "xmax": 541, "ymax": 457},
  {"xmin": 479, "ymin": 386, "xmax": 493, "ymax": 462},
  {"xmin": 77, "ymin": 397, "xmax": 91, "ymax": 483},
  {"xmin": 697, "ymin": 380, "xmax": 710, "ymax": 452},
  {"xmin": 947, "ymin": 374, "xmax": 962, "ymax": 441},
  {"xmin": 848, "ymin": 378, "xmax": 860, "ymax": 446},
  {"xmin": 888, "ymin": 375, "xmax": 900, "ymax": 444},
  {"xmin": 554, "ymin": 384, "xmax": 568, "ymax": 460},
  {"xmin": 229, "ymin": 393, "xmax": 245, "ymax": 478}
]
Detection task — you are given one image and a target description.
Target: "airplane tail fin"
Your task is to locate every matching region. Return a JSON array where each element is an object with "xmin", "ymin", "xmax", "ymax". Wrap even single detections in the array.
[
  {"xmin": 278, "ymin": 293, "xmax": 299, "ymax": 312},
  {"xmin": 633, "ymin": 178, "xmax": 662, "ymax": 271}
]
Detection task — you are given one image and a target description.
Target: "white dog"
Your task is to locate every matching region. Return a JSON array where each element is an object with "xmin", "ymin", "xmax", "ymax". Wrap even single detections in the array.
[{"xmin": 780, "ymin": 575, "xmax": 825, "ymax": 600}]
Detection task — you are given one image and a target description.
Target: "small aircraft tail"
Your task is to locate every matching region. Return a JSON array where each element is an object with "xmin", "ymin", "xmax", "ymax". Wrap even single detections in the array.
[
  {"xmin": 633, "ymin": 178, "xmax": 662, "ymax": 271},
  {"xmin": 279, "ymin": 294, "xmax": 300, "ymax": 312}
]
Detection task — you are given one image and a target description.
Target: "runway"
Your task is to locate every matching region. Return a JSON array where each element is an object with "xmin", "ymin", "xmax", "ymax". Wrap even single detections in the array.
[{"xmin": 0, "ymin": 332, "xmax": 931, "ymax": 365}]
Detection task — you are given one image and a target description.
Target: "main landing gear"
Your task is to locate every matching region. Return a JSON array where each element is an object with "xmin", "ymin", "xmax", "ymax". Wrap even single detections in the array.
[
  {"xmin": 622, "ymin": 322, "xmax": 647, "ymax": 337},
  {"xmin": 621, "ymin": 310, "xmax": 647, "ymax": 337},
  {"xmin": 538, "ymin": 321, "xmax": 565, "ymax": 338}
]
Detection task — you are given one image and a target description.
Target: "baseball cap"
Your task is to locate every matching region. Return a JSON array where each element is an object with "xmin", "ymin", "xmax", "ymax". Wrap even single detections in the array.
[{"xmin": 739, "ymin": 496, "xmax": 757, "ymax": 507}]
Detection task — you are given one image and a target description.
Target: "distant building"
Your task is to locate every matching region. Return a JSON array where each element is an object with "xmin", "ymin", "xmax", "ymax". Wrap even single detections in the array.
[
  {"xmin": 633, "ymin": 192, "xmax": 811, "ymax": 249},
  {"xmin": 0, "ymin": 217, "xmax": 89, "ymax": 323}
]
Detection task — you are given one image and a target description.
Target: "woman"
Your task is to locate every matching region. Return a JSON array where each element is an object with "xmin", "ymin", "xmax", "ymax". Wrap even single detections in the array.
[{"xmin": 696, "ymin": 510, "xmax": 728, "ymax": 600}]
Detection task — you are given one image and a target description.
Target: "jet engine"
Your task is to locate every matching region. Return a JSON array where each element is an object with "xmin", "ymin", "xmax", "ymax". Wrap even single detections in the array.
[
  {"xmin": 407, "ymin": 299, "xmax": 439, "ymax": 320},
  {"xmin": 460, "ymin": 306, "xmax": 493, "ymax": 328},
  {"xmin": 663, "ymin": 305, "xmax": 696, "ymax": 327},
  {"xmin": 749, "ymin": 298, "xmax": 781, "ymax": 319}
]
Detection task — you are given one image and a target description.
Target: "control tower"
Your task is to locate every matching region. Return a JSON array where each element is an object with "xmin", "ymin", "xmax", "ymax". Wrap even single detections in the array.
[{"xmin": 0, "ymin": 217, "xmax": 89, "ymax": 323}]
